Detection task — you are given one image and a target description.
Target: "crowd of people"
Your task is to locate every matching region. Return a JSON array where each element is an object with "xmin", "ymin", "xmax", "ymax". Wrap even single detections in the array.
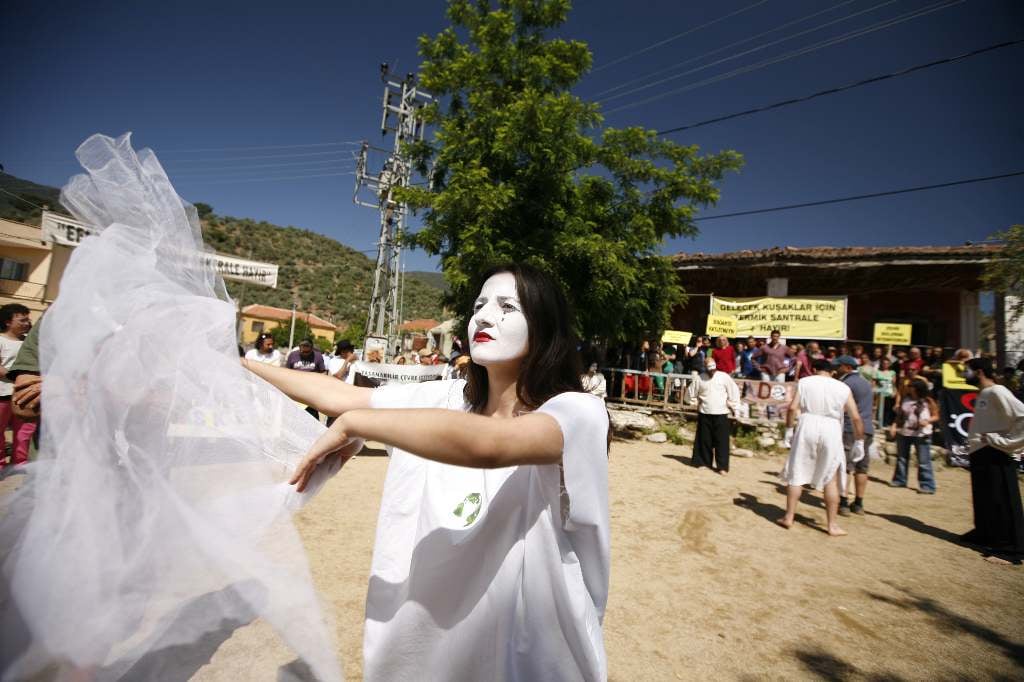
[{"xmin": 598, "ymin": 331, "xmax": 1024, "ymax": 559}]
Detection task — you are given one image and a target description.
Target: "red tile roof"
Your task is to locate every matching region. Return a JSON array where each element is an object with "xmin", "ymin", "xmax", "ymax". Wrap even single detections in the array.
[
  {"xmin": 399, "ymin": 318, "xmax": 440, "ymax": 332},
  {"xmin": 672, "ymin": 244, "xmax": 1002, "ymax": 267},
  {"xmin": 242, "ymin": 304, "xmax": 334, "ymax": 329}
]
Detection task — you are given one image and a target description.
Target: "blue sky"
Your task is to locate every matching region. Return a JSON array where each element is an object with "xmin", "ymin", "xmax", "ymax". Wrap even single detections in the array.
[{"xmin": 2, "ymin": 0, "xmax": 1021, "ymax": 273}]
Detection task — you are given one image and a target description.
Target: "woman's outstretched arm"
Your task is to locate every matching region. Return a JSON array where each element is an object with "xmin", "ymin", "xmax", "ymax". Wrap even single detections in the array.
[
  {"xmin": 242, "ymin": 358, "xmax": 373, "ymax": 416},
  {"xmin": 290, "ymin": 408, "xmax": 564, "ymax": 491}
]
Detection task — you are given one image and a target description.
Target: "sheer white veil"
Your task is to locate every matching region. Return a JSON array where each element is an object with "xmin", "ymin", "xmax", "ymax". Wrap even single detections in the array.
[{"xmin": 0, "ymin": 133, "xmax": 343, "ymax": 681}]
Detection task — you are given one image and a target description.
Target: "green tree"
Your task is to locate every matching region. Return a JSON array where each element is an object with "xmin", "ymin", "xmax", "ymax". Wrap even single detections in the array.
[
  {"xmin": 982, "ymin": 225, "xmax": 1024, "ymax": 322},
  {"xmin": 399, "ymin": 0, "xmax": 742, "ymax": 341},
  {"xmin": 335, "ymin": 317, "xmax": 367, "ymax": 347}
]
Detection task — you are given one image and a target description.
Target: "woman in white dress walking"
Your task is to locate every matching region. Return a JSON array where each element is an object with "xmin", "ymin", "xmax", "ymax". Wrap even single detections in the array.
[{"xmin": 779, "ymin": 358, "xmax": 865, "ymax": 535}]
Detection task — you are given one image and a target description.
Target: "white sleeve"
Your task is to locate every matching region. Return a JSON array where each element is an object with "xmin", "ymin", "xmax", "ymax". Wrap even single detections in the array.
[
  {"xmin": 537, "ymin": 392, "xmax": 608, "ymax": 531},
  {"xmin": 536, "ymin": 391, "xmax": 610, "ymax": 615}
]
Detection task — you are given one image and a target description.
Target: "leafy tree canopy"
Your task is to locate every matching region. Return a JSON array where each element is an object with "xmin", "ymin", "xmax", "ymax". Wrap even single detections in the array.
[
  {"xmin": 399, "ymin": 0, "xmax": 743, "ymax": 341},
  {"xmin": 982, "ymin": 224, "xmax": 1024, "ymax": 322}
]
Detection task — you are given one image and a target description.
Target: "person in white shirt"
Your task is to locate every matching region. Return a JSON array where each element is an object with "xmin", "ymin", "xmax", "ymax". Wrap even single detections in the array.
[
  {"xmin": 327, "ymin": 340, "xmax": 358, "ymax": 385},
  {"xmin": 961, "ymin": 357, "xmax": 1024, "ymax": 557},
  {"xmin": 687, "ymin": 358, "xmax": 741, "ymax": 474},
  {"xmin": 242, "ymin": 263, "xmax": 610, "ymax": 681},
  {"xmin": 581, "ymin": 362, "xmax": 607, "ymax": 399},
  {"xmin": 243, "ymin": 333, "xmax": 283, "ymax": 367}
]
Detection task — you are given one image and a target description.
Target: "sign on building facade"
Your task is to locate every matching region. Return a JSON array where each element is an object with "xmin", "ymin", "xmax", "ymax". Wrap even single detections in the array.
[
  {"xmin": 40, "ymin": 210, "xmax": 278, "ymax": 288},
  {"xmin": 710, "ymin": 295, "xmax": 848, "ymax": 339}
]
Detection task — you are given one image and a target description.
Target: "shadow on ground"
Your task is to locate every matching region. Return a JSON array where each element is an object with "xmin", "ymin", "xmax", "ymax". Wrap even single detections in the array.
[
  {"xmin": 661, "ymin": 453, "xmax": 694, "ymax": 466},
  {"xmin": 732, "ymin": 492, "xmax": 824, "ymax": 532},
  {"xmin": 790, "ymin": 646, "xmax": 907, "ymax": 681},
  {"xmin": 867, "ymin": 582, "xmax": 1024, "ymax": 668}
]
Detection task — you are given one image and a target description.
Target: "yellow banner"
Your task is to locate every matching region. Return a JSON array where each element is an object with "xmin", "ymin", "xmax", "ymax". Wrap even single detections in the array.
[
  {"xmin": 873, "ymin": 323, "xmax": 912, "ymax": 345},
  {"xmin": 706, "ymin": 315, "xmax": 738, "ymax": 336},
  {"xmin": 710, "ymin": 296, "xmax": 847, "ymax": 339},
  {"xmin": 661, "ymin": 330, "xmax": 692, "ymax": 345}
]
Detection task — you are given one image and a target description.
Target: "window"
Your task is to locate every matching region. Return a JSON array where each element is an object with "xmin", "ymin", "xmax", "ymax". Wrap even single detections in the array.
[
  {"xmin": 0, "ymin": 258, "xmax": 28, "ymax": 281},
  {"xmin": 251, "ymin": 321, "xmax": 264, "ymax": 333}
]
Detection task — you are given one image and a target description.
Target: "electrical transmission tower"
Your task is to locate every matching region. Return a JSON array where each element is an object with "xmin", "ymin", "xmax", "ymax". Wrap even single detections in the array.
[{"xmin": 353, "ymin": 63, "xmax": 433, "ymax": 360}]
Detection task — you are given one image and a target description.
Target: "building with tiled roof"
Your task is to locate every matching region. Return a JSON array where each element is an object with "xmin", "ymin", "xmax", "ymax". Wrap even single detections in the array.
[
  {"xmin": 669, "ymin": 244, "xmax": 1004, "ymax": 351},
  {"xmin": 241, "ymin": 304, "xmax": 335, "ymax": 346}
]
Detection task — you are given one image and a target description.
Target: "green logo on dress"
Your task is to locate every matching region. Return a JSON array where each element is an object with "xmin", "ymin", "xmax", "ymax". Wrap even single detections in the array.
[{"xmin": 452, "ymin": 492, "xmax": 482, "ymax": 526}]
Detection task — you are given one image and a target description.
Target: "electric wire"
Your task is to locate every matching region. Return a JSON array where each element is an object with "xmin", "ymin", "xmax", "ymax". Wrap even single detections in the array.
[
  {"xmin": 161, "ymin": 149, "xmax": 363, "ymax": 164},
  {"xmin": 169, "ymin": 160, "xmax": 359, "ymax": 176},
  {"xmin": 693, "ymin": 170, "xmax": 1024, "ymax": 222},
  {"xmin": 598, "ymin": 0, "xmax": 898, "ymax": 104},
  {"xmin": 172, "ymin": 171, "xmax": 356, "ymax": 185},
  {"xmin": 656, "ymin": 38, "xmax": 1023, "ymax": 135},
  {"xmin": 157, "ymin": 141, "xmax": 363, "ymax": 154},
  {"xmin": 591, "ymin": 0, "xmax": 771, "ymax": 73},
  {"xmin": 0, "ymin": 186, "xmax": 47, "ymax": 211},
  {"xmin": 603, "ymin": 0, "xmax": 965, "ymax": 114},
  {"xmin": 591, "ymin": 0, "xmax": 857, "ymax": 99}
]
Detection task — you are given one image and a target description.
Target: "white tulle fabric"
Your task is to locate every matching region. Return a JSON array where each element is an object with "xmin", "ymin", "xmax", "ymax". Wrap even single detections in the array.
[{"xmin": 0, "ymin": 133, "xmax": 343, "ymax": 681}]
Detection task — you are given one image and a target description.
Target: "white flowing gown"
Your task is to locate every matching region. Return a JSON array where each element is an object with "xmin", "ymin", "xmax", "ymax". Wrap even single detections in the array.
[
  {"xmin": 0, "ymin": 134, "xmax": 342, "ymax": 682},
  {"xmin": 364, "ymin": 380, "xmax": 610, "ymax": 682},
  {"xmin": 781, "ymin": 375, "xmax": 851, "ymax": 492}
]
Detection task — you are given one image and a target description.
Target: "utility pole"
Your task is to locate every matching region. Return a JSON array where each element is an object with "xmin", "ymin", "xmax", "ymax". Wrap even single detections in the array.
[{"xmin": 353, "ymin": 63, "xmax": 433, "ymax": 361}]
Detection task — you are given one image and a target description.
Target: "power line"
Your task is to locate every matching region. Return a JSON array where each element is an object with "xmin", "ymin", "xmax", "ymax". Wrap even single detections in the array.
[
  {"xmin": 157, "ymin": 141, "xmax": 363, "ymax": 154},
  {"xmin": 693, "ymin": 170, "xmax": 1024, "ymax": 222},
  {"xmin": 173, "ymin": 170, "xmax": 356, "ymax": 185},
  {"xmin": 0, "ymin": 186, "xmax": 47, "ymax": 211},
  {"xmin": 591, "ymin": 0, "xmax": 771, "ymax": 74},
  {"xmin": 599, "ymin": 0, "xmax": 897, "ymax": 104},
  {"xmin": 590, "ymin": 0, "xmax": 857, "ymax": 99},
  {"xmin": 161, "ymin": 149, "xmax": 362, "ymax": 164},
  {"xmin": 603, "ymin": 0, "xmax": 965, "ymax": 114},
  {"xmin": 657, "ymin": 38, "xmax": 1024, "ymax": 135},
  {"xmin": 168, "ymin": 159, "xmax": 358, "ymax": 176}
]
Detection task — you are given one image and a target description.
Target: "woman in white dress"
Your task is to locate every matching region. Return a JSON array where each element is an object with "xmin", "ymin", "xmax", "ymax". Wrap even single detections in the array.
[
  {"xmin": 779, "ymin": 358, "xmax": 865, "ymax": 536},
  {"xmin": 244, "ymin": 263, "xmax": 610, "ymax": 681}
]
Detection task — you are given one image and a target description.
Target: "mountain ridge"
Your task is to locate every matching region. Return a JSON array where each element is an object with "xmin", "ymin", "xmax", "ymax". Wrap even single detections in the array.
[{"xmin": 0, "ymin": 173, "xmax": 445, "ymax": 327}]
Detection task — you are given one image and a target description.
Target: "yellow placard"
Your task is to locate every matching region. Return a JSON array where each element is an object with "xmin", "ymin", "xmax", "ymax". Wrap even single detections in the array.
[
  {"xmin": 710, "ymin": 296, "xmax": 847, "ymax": 339},
  {"xmin": 872, "ymin": 323, "xmax": 912, "ymax": 345},
  {"xmin": 942, "ymin": 362, "xmax": 974, "ymax": 391},
  {"xmin": 706, "ymin": 315, "xmax": 738, "ymax": 336},
  {"xmin": 661, "ymin": 330, "xmax": 693, "ymax": 345}
]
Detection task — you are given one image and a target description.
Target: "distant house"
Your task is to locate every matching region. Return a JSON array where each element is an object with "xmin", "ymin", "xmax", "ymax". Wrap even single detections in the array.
[
  {"xmin": 0, "ymin": 217, "xmax": 73, "ymax": 321},
  {"xmin": 241, "ymin": 304, "xmax": 335, "ymax": 346},
  {"xmin": 398, "ymin": 318, "xmax": 439, "ymax": 352}
]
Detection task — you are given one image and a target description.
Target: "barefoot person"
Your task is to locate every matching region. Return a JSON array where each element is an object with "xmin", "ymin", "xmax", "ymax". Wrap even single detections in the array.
[
  {"xmin": 779, "ymin": 358, "xmax": 865, "ymax": 535},
  {"xmin": 244, "ymin": 264, "xmax": 610, "ymax": 681}
]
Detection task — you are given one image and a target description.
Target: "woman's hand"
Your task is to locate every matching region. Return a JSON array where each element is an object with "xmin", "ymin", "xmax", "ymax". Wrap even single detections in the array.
[{"xmin": 290, "ymin": 416, "xmax": 364, "ymax": 492}]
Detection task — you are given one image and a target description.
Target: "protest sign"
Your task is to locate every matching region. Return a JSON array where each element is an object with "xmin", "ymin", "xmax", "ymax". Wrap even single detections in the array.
[
  {"xmin": 873, "ymin": 323, "xmax": 912, "ymax": 345},
  {"xmin": 661, "ymin": 330, "xmax": 692, "ymax": 345},
  {"xmin": 710, "ymin": 296, "xmax": 847, "ymax": 339},
  {"xmin": 706, "ymin": 315, "xmax": 737, "ymax": 336}
]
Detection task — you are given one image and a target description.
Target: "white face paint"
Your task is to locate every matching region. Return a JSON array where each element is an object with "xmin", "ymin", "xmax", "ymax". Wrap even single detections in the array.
[{"xmin": 468, "ymin": 272, "xmax": 529, "ymax": 366}]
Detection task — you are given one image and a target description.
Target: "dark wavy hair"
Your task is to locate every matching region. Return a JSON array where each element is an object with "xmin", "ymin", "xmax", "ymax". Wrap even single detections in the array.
[{"xmin": 464, "ymin": 263, "xmax": 582, "ymax": 413}]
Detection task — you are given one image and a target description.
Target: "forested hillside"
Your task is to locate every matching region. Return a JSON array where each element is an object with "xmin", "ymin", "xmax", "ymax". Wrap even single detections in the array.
[{"xmin": 0, "ymin": 174, "xmax": 444, "ymax": 327}]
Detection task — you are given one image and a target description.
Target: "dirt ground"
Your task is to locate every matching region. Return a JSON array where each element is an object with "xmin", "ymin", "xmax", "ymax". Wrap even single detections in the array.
[{"xmin": 6, "ymin": 439, "xmax": 1023, "ymax": 680}]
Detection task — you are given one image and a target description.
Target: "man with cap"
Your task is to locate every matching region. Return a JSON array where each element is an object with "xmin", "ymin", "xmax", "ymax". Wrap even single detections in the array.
[
  {"xmin": 686, "ymin": 356, "xmax": 742, "ymax": 474},
  {"xmin": 834, "ymin": 354, "xmax": 875, "ymax": 515}
]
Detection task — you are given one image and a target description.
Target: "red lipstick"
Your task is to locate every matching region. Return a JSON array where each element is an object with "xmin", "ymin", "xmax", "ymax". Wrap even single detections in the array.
[{"xmin": 473, "ymin": 331, "xmax": 493, "ymax": 343}]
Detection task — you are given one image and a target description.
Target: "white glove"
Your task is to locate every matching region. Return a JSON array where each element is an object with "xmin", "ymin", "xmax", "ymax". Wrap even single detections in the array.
[
  {"xmin": 851, "ymin": 439, "xmax": 865, "ymax": 463},
  {"xmin": 782, "ymin": 427, "xmax": 794, "ymax": 449}
]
